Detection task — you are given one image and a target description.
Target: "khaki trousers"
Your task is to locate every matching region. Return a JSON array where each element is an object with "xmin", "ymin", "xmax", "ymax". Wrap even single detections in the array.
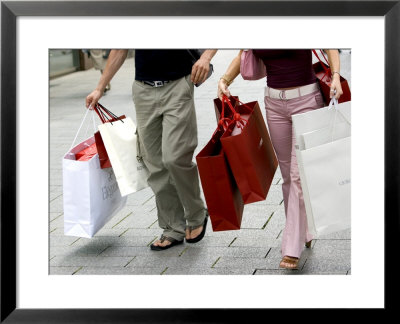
[{"xmin": 132, "ymin": 75, "xmax": 207, "ymax": 241}]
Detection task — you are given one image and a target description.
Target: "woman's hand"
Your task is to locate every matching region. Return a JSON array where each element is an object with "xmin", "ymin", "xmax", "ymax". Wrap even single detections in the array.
[
  {"xmin": 218, "ymin": 78, "xmax": 231, "ymax": 100},
  {"xmin": 325, "ymin": 49, "xmax": 343, "ymax": 100},
  {"xmin": 85, "ymin": 89, "xmax": 103, "ymax": 109},
  {"xmin": 330, "ymin": 73, "xmax": 343, "ymax": 100}
]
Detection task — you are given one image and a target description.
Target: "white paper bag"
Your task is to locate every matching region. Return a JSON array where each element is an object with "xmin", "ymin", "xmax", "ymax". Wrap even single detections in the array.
[
  {"xmin": 63, "ymin": 136, "xmax": 127, "ymax": 238},
  {"xmin": 292, "ymin": 99, "xmax": 351, "ymax": 237},
  {"xmin": 98, "ymin": 117, "xmax": 149, "ymax": 196},
  {"xmin": 302, "ymin": 121, "xmax": 351, "ymax": 149},
  {"xmin": 293, "ymin": 100, "xmax": 351, "ymax": 150}
]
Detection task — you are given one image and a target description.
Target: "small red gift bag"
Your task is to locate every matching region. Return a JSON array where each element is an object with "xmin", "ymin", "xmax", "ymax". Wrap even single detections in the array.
[{"xmin": 312, "ymin": 49, "xmax": 351, "ymax": 105}]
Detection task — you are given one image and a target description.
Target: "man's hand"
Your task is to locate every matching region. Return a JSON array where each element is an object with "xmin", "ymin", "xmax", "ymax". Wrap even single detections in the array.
[
  {"xmin": 86, "ymin": 89, "xmax": 103, "ymax": 109},
  {"xmin": 190, "ymin": 49, "xmax": 217, "ymax": 85},
  {"xmin": 191, "ymin": 56, "xmax": 211, "ymax": 85},
  {"xmin": 84, "ymin": 49, "xmax": 128, "ymax": 109}
]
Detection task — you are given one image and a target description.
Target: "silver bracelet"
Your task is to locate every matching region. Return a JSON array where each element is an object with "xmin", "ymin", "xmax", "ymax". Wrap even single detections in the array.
[{"xmin": 332, "ymin": 71, "xmax": 340, "ymax": 77}]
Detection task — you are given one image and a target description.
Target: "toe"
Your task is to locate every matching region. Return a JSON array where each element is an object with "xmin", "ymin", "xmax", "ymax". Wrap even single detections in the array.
[{"xmin": 190, "ymin": 226, "xmax": 203, "ymax": 239}]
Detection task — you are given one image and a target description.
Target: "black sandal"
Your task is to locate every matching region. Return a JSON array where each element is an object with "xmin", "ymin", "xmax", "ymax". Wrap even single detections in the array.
[
  {"xmin": 150, "ymin": 235, "xmax": 183, "ymax": 251},
  {"xmin": 186, "ymin": 216, "xmax": 208, "ymax": 244}
]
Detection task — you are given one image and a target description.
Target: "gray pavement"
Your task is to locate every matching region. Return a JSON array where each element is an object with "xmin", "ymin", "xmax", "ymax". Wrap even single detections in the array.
[{"xmin": 49, "ymin": 50, "xmax": 351, "ymax": 275}]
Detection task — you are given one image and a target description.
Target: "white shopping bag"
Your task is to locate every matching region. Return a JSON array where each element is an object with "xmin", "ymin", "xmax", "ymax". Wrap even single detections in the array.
[
  {"xmin": 293, "ymin": 100, "xmax": 351, "ymax": 150},
  {"xmin": 292, "ymin": 99, "xmax": 351, "ymax": 237},
  {"xmin": 63, "ymin": 127, "xmax": 127, "ymax": 238},
  {"xmin": 98, "ymin": 116, "xmax": 149, "ymax": 196}
]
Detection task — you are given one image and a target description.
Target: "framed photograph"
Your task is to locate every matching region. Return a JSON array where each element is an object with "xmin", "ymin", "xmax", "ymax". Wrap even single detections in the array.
[{"xmin": 1, "ymin": 0, "xmax": 398, "ymax": 322}]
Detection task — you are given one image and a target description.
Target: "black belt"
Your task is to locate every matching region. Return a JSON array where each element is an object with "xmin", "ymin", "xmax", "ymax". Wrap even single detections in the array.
[{"xmin": 141, "ymin": 80, "xmax": 169, "ymax": 87}]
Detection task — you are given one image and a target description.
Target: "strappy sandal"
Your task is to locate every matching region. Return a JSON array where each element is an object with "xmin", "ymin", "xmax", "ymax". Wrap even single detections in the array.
[
  {"xmin": 150, "ymin": 235, "xmax": 183, "ymax": 251},
  {"xmin": 279, "ymin": 256, "xmax": 299, "ymax": 269},
  {"xmin": 186, "ymin": 216, "xmax": 208, "ymax": 243}
]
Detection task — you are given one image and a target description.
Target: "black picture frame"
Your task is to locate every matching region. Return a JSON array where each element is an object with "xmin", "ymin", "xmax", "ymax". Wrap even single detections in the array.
[{"xmin": 1, "ymin": 0, "xmax": 398, "ymax": 322}]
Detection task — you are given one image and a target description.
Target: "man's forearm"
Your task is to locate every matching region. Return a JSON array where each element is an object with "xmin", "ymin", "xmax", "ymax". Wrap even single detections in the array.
[
  {"xmin": 96, "ymin": 49, "xmax": 128, "ymax": 92},
  {"xmin": 200, "ymin": 49, "xmax": 218, "ymax": 62}
]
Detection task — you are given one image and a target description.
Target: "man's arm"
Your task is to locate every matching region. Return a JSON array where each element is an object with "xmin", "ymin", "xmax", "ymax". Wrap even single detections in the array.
[
  {"xmin": 191, "ymin": 49, "xmax": 218, "ymax": 85},
  {"xmin": 86, "ymin": 49, "xmax": 129, "ymax": 108}
]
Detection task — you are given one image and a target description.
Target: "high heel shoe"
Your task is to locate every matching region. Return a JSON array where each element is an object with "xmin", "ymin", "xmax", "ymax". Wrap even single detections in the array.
[{"xmin": 279, "ymin": 256, "xmax": 299, "ymax": 269}]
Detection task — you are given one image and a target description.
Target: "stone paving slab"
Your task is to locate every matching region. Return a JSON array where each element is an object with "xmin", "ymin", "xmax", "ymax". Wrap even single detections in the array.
[
  {"xmin": 164, "ymin": 267, "xmax": 255, "ymax": 275},
  {"xmin": 50, "ymin": 245, "xmax": 111, "ymax": 259},
  {"xmin": 128, "ymin": 254, "xmax": 219, "ymax": 269},
  {"xmin": 301, "ymin": 257, "xmax": 351, "ymax": 274},
  {"xmin": 181, "ymin": 246, "xmax": 269, "ymax": 259},
  {"xmin": 49, "ymin": 212, "xmax": 63, "ymax": 222},
  {"xmin": 74, "ymin": 235, "xmax": 159, "ymax": 247},
  {"xmin": 98, "ymin": 246, "xmax": 186, "ymax": 257},
  {"xmin": 213, "ymin": 256, "xmax": 269, "ymax": 270},
  {"xmin": 50, "ymin": 235, "xmax": 82, "ymax": 247},
  {"xmin": 76, "ymin": 266, "xmax": 165, "ymax": 275},
  {"xmin": 49, "ymin": 266, "xmax": 83, "ymax": 275},
  {"xmin": 50, "ymin": 255, "xmax": 134, "ymax": 267},
  {"xmin": 317, "ymin": 229, "xmax": 352, "ymax": 240}
]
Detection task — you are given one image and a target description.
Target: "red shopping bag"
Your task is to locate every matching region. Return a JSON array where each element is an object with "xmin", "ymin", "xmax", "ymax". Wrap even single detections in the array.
[
  {"xmin": 75, "ymin": 142, "xmax": 98, "ymax": 161},
  {"xmin": 196, "ymin": 126, "xmax": 244, "ymax": 231},
  {"xmin": 312, "ymin": 49, "xmax": 351, "ymax": 105},
  {"xmin": 93, "ymin": 103, "xmax": 126, "ymax": 169},
  {"xmin": 217, "ymin": 96, "xmax": 278, "ymax": 204}
]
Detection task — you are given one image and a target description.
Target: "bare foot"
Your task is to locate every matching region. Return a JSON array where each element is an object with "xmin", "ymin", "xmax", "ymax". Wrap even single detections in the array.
[
  {"xmin": 186, "ymin": 225, "xmax": 203, "ymax": 240},
  {"xmin": 185, "ymin": 228, "xmax": 191, "ymax": 240},
  {"xmin": 152, "ymin": 237, "xmax": 172, "ymax": 248}
]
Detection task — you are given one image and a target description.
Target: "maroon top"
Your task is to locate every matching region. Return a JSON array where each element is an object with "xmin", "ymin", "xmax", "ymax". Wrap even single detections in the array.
[{"xmin": 252, "ymin": 49, "xmax": 316, "ymax": 89}]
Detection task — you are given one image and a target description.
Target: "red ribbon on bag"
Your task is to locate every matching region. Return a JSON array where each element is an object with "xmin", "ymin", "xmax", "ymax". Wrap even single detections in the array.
[{"xmin": 221, "ymin": 95, "xmax": 250, "ymax": 130}]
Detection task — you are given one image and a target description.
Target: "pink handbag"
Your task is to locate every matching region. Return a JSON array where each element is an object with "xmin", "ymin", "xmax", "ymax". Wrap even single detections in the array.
[{"xmin": 240, "ymin": 50, "xmax": 267, "ymax": 80}]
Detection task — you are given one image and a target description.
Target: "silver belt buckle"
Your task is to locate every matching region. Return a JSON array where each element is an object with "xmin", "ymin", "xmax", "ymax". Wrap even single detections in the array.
[
  {"xmin": 279, "ymin": 90, "xmax": 287, "ymax": 100},
  {"xmin": 154, "ymin": 81, "xmax": 163, "ymax": 87}
]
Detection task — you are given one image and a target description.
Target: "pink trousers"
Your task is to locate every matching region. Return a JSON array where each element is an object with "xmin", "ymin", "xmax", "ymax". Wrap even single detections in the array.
[{"xmin": 264, "ymin": 88, "xmax": 325, "ymax": 258}]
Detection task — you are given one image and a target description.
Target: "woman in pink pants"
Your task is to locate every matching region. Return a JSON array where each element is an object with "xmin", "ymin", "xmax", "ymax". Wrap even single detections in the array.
[{"xmin": 218, "ymin": 49, "xmax": 343, "ymax": 269}]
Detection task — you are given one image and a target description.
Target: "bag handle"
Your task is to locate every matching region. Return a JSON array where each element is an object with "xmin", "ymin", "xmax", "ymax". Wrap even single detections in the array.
[
  {"xmin": 68, "ymin": 108, "xmax": 97, "ymax": 153},
  {"xmin": 312, "ymin": 49, "xmax": 331, "ymax": 82},
  {"xmin": 228, "ymin": 96, "xmax": 253, "ymax": 113},
  {"xmin": 221, "ymin": 95, "xmax": 249, "ymax": 131},
  {"xmin": 94, "ymin": 103, "xmax": 124, "ymax": 124},
  {"xmin": 327, "ymin": 97, "xmax": 351, "ymax": 142}
]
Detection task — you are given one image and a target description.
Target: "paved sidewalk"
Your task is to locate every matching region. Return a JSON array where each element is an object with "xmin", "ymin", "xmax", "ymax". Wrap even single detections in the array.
[{"xmin": 49, "ymin": 50, "xmax": 351, "ymax": 275}]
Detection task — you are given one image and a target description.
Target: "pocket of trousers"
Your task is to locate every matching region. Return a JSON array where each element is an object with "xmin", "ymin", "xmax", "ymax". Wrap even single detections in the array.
[{"xmin": 313, "ymin": 91, "xmax": 325, "ymax": 108}]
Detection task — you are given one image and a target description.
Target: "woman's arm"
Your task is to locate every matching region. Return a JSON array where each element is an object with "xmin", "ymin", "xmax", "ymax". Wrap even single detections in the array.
[
  {"xmin": 325, "ymin": 49, "xmax": 343, "ymax": 100},
  {"xmin": 86, "ymin": 49, "xmax": 129, "ymax": 108},
  {"xmin": 217, "ymin": 50, "xmax": 243, "ymax": 100}
]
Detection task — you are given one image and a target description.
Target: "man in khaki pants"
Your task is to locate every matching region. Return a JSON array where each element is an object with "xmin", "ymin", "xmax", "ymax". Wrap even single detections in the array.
[{"xmin": 86, "ymin": 49, "xmax": 217, "ymax": 250}]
